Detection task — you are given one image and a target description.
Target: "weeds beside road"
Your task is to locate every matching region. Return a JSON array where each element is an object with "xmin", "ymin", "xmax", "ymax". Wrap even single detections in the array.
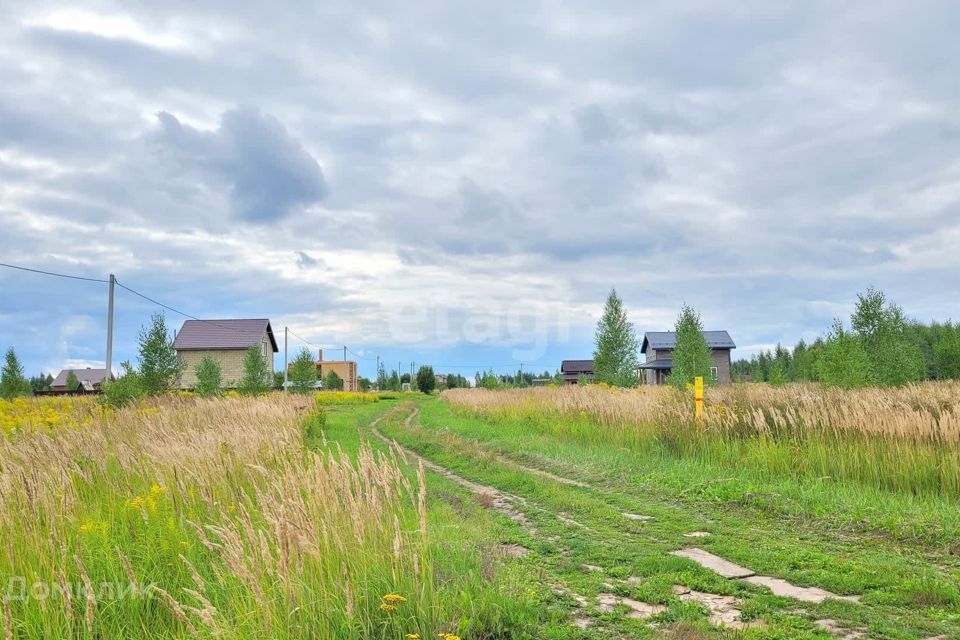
[{"xmin": 373, "ymin": 391, "xmax": 960, "ymax": 638}]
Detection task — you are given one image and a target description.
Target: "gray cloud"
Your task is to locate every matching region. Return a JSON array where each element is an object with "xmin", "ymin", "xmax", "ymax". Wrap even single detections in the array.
[
  {"xmin": 295, "ymin": 251, "xmax": 325, "ymax": 269},
  {"xmin": 154, "ymin": 109, "xmax": 326, "ymax": 222}
]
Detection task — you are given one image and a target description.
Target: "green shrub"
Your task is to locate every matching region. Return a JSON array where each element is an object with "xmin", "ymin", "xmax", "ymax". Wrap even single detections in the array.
[
  {"xmin": 238, "ymin": 345, "xmax": 271, "ymax": 395},
  {"xmin": 593, "ymin": 287, "xmax": 640, "ymax": 387},
  {"xmin": 288, "ymin": 348, "xmax": 318, "ymax": 394},
  {"xmin": 669, "ymin": 304, "xmax": 714, "ymax": 389},
  {"xmin": 137, "ymin": 313, "xmax": 183, "ymax": 395},
  {"xmin": 101, "ymin": 362, "xmax": 146, "ymax": 407},
  {"xmin": 302, "ymin": 409, "xmax": 327, "ymax": 450},
  {"xmin": 324, "ymin": 370, "xmax": 344, "ymax": 391},
  {"xmin": 416, "ymin": 365, "xmax": 436, "ymax": 394},
  {"xmin": 1, "ymin": 347, "xmax": 31, "ymax": 399},
  {"xmin": 194, "ymin": 355, "xmax": 223, "ymax": 397}
]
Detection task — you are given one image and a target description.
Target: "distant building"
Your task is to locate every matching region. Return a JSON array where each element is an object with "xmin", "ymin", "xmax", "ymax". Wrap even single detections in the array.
[
  {"xmin": 316, "ymin": 349, "xmax": 358, "ymax": 391},
  {"xmin": 638, "ymin": 331, "xmax": 736, "ymax": 385},
  {"xmin": 51, "ymin": 367, "xmax": 112, "ymax": 393},
  {"xmin": 173, "ymin": 319, "xmax": 278, "ymax": 388},
  {"xmin": 560, "ymin": 360, "xmax": 594, "ymax": 385}
]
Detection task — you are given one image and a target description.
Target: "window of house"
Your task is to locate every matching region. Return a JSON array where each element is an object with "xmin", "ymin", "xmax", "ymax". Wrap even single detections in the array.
[
  {"xmin": 710, "ymin": 366, "xmax": 718, "ymax": 380},
  {"xmin": 261, "ymin": 341, "xmax": 267, "ymax": 358}
]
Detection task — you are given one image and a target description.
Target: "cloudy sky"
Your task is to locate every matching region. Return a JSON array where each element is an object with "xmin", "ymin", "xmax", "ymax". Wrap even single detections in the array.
[{"xmin": 2, "ymin": 1, "xmax": 959, "ymax": 379}]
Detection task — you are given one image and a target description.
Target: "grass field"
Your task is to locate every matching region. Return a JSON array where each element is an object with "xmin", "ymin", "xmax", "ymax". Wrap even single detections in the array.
[
  {"xmin": 0, "ymin": 394, "xmax": 553, "ymax": 639},
  {"xmin": 377, "ymin": 386, "xmax": 960, "ymax": 639},
  {"xmin": 3, "ymin": 386, "xmax": 959, "ymax": 639},
  {"xmin": 446, "ymin": 383, "xmax": 960, "ymax": 500}
]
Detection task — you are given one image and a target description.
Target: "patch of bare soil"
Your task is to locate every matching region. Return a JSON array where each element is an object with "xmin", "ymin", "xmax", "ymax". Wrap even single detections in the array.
[
  {"xmin": 673, "ymin": 547, "xmax": 861, "ymax": 603},
  {"xmin": 495, "ymin": 543, "xmax": 530, "ymax": 558},
  {"xmin": 745, "ymin": 575, "xmax": 860, "ymax": 604},
  {"xmin": 597, "ymin": 593, "xmax": 666, "ymax": 619},
  {"xmin": 672, "ymin": 585, "xmax": 762, "ymax": 630},
  {"xmin": 814, "ymin": 618, "xmax": 868, "ymax": 640},
  {"xmin": 623, "ymin": 512, "xmax": 654, "ymax": 521},
  {"xmin": 496, "ymin": 455, "xmax": 590, "ymax": 487}
]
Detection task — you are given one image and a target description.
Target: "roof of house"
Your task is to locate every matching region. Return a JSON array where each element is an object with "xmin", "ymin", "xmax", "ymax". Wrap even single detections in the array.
[
  {"xmin": 638, "ymin": 359, "xmax": 673, "ymax": 370},
  {"xmin": 641, "ymin": 331, "xmax": 735, "ymax": 352},
  {"xmin": 52, "ymin": 368, "xmax": 111, "ymax": 387},
  {"xmin": 172, "ymin": 319, "xmax": 279, "ymax": 352},
  {"xmin": 560, "ymin": 359, "xmax": 594, "ymax": 374}
]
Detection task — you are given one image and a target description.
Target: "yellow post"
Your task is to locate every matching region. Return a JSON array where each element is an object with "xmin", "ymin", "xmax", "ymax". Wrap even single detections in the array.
[{"xmin": 694, "ymin": 376, "xmax": 704, "ymax": 420}]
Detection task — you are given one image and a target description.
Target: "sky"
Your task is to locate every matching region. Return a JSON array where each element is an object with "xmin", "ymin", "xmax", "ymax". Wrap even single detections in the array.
[{"xmin": 2, "ymin": 1, "xmax": 960, "ymax": 380}]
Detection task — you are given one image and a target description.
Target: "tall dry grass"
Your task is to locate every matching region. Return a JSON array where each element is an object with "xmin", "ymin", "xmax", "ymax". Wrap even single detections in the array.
[
  {"xmin": 0, "ymin": 396, "xmax": 473, "ymax": 639},
  {"xmin": 444, "ymin": 382, "xmax": 960, "ymax": 497}
]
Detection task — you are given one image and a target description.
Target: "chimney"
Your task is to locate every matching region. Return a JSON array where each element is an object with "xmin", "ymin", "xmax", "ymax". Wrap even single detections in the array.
[{"xmin": 318, "ymin": 348, "xmax": 323, "ymax": 361}]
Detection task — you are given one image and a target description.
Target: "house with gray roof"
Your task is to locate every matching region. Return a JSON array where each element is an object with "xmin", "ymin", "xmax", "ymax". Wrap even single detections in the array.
[
  {"xmin": 173, "ymin": 319, "xmax": 278, "ymax": 389},
  {"xmin": 638, "ymin": 331, "xmax": 736, "ymax": 385},
  {"xmin": 560, "ymin": 359, "xmax": 594, "ymax": 385},
  {"xmin": 51, "ymin": 367, "xmax": 112, "ymax": 393}
]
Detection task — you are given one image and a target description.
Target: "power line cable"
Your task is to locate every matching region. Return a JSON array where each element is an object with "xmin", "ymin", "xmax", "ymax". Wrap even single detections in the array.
[
  {"xmin": 287, "ymin": 328, "xmax": 321, "ymax": 349},
  {"xmin": 0, "ymin": 262, "xmax": 109, "ymax": 283},
  {"xmin": 115, "ymin": 279, "xmax": 286, "ymax": 340},
  {"xmin": 114, "ymin": 280, "xmax": 204, "ymax": 321},
  {"xmin": 345, "ymin": 345, "xmax": 377, "ymax": 361}
]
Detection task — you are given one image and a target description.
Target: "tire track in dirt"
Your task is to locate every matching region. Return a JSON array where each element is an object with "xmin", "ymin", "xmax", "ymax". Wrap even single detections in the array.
[
  {"xmin": 370, "ymin": 409, "xmax": 619, "ymax": 630},
  {"xmin": 382, "ymin": 405, "xmax": 867, "ymax": 627},
  {"xmin": 370, "ymin": 411, "xmax": 536, "ymax": 534}
]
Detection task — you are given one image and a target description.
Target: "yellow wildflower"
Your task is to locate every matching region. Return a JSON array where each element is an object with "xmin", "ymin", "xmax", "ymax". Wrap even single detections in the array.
[
  {"xmin": 79, "ymin": 521, "xmax": 95, "ymax": 535},
  {"xmin": 382, "ymin": 593, "xmax": 407, "ymax": 603},
  {"xmin": 226, "ymin": 504, "xmax": 236, "ymax": 514},
  {"xmin": 405, "ymin": 634, "xmax": 420, "ymax": 639},
  {"xmin": 127, "ymin": 496, "xmax": 145, "ymax": 510},
  {"xmin": 379, "ymin": 603, "xmax": 398, "ymax": 612},
  {"xmin": 150, "ymin": 484, "xmax": 166, "ymax": 497}
]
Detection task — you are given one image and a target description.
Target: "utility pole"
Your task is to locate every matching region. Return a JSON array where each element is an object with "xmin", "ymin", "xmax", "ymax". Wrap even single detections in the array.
[
  {"xmin": 105, "ymin": 274, "xmax": 115, "ymax": 378},
  {"xmin": 343, "ymin": 345, "xmax": 347, "ymax": 362},
  {"xmin": 283, "ymin": 327, "xmax": 289, "ymax": 391},
  {"xmin": 519, "ymin": 362, "xmax": 523, "ymax": 387},
  {"xmin": 375, "ymin": 356, "xmax": 380, "ymax": 388}
]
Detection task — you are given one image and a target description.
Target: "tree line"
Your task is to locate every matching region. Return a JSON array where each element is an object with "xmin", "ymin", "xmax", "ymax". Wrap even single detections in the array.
[
  {"xmin": 733, "ymin": 288, "xmax": 960, "ymax": 388},
  {"xmin": 588, "ymin": 286, "xmax": 958, "ymax": 391}
]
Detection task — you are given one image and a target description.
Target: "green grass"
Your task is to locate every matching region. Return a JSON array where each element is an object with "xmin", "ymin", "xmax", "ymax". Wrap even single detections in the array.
[
  {"xmin": 369, "ymin": 396, "xmax": 960, "ymax": 639},
  {"xmin": 7, "ymin": 392, "xmax": 959, "ymax": 638},
  {"xmin": 0, "ymin": 397, "xmax": 559, "ymax": 640},
  {"xmin": 433, "ymin": 398, "xmax": 960, "ymax": 544}
]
